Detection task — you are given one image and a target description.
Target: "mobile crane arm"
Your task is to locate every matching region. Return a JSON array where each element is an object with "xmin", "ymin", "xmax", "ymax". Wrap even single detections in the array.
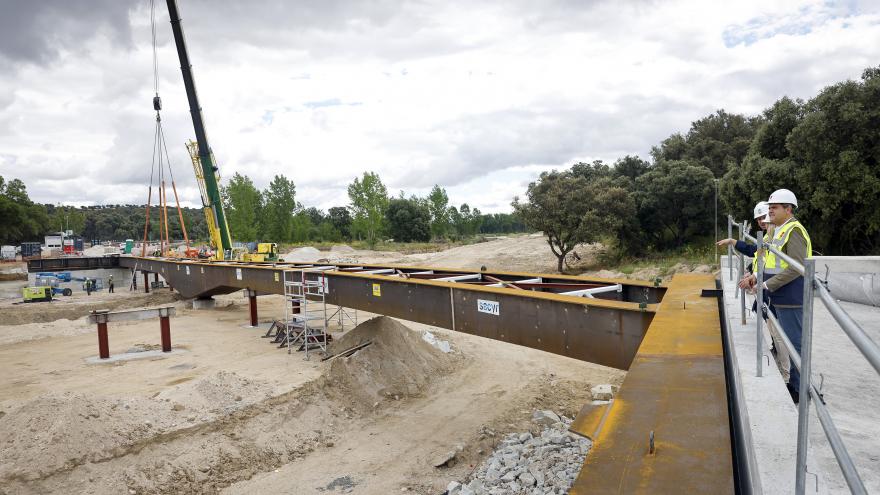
[{"xmin": 166, "ymin": 0, "xmax": 233, "ymax": 259}]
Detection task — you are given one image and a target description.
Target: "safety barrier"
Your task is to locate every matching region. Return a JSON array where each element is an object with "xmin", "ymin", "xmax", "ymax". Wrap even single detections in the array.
[{"xmin": 727, "ymin": 215, "xmax": 880, "ymax": 494}]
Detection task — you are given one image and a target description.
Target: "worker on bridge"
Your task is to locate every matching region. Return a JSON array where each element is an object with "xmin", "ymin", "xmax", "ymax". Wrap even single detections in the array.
[
  {"xmin": 743, "ymin": 189, "xmax": 812, "ymax": 403},
  {"xmin": 718, "ymin": 202, "xmax": 790, "ymax": 381}
]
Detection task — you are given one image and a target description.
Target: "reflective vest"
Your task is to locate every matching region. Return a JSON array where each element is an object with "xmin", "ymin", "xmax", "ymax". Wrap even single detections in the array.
[
  {"xmin": 752, "ymin": 232, "xmax": 779, "ymax": 274},
  {"xmin": 768, "ymin": 218, "xmax": 812, "ymax": 270}
]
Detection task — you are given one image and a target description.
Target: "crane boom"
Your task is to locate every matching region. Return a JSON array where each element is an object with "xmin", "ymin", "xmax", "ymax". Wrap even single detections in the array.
[{"xmin": 165, "ymin": 0, "xmax": 233, "ymax": 258}]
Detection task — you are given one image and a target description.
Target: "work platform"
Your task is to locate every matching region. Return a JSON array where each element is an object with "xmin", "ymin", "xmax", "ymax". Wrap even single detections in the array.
[{"xmin": 28, "ymin": 257, "xmax": 737, "ymax": 492}]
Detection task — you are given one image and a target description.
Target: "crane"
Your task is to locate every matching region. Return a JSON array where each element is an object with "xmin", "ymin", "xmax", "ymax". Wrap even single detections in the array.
[{"xmin": 165, "ymin": 0, "xmax": 232, "ymax": 261}]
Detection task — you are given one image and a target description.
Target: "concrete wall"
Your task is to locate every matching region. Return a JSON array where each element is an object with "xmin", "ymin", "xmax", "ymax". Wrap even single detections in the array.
[{"xmin": 816, "ymin": 256, "xmax": 880, "ymax": 307}]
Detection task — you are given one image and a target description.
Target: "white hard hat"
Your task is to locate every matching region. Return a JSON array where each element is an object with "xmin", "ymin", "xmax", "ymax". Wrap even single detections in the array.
[
  {"xmin": 753, "ymin": 201, "xmax": 769, "ymax": 219},
  {"xmin": 768, "ymin": 188, "xmax": 798, "ymax": 207}
]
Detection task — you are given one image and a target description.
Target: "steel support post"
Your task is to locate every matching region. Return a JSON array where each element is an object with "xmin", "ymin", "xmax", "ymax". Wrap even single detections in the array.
[
  {"xmin": 739, "ymin": 221, "xmax": 746, "ymax": 325},
  {"xmin": 143, "ymin": 271, "xmax": 150, "ymax": 294},
  {"xmin": 248, "ymin": 289, "xmax": 258, "ymax": 327},
  {"xmin": 96, "ymin": 314, "xmax": 109, "ymax": 359},
  {"xmin": 159, "ymin": 307, "xmax": 171, "ymax": 352},
  {"xmin": 756, "ymin": 233, "xmax": 764, "ymax": 377},
  {"xmin": 154, "ymin": 273, "xmax": 159, "ymax": 285},
  {"xmin": 727, "ymin": 216, "xmax": 733, "ymax": 280},
  {"xmin": 795, "ymin": 259, "xmax": 816, "ymax": 494}
]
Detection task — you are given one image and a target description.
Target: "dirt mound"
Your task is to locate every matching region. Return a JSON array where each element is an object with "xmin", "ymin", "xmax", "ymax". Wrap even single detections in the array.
[
  {"xmin": 330, "ymin": 244, "xmax": 355, "ymax": 253},
  {"xmin": 0, "ymin": 392, "xmax": 172, "ymax": 481},
  {"xmin": 323, "ymin": 317, "xmax": 458, "ymax": 410},
  {"xmin": 281, "ymin": 246, "xmax": 322, "ymax": 262},
  {"xmin": 0, "ymin": 291, "xmax": 182, "ymax": 326}
]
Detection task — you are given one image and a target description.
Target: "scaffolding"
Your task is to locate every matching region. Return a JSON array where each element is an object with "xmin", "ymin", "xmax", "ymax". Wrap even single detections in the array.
[
  {"xmin": 327, "ymin": 304, "xmax": 357, "ymax": 333},
  {"xmin": 283, "ymin": 269, "xmax": 329, "ymax": 359}
]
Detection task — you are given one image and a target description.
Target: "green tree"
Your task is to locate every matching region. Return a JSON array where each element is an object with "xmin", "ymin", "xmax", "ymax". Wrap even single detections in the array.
[
  {"xmin": 291, "ymin": 211, "xmax": 314, "ymax": 242},
  {"xmin": 513, "ymin": 170, "xmax": 622, "ymax": 272},
  {"xmin": 222, "ymin": 173, "xmax": 263, "ymax": 241},
  {"xmin": 262, "ymin": 175, "xmax": 296, "ymax": 242},
  {"xmin": 634, "ymin": 161, "xmax": 715, "ymax": 249},
  {"xmin": 328, "ymin": 206, "xmax": 352, "ymax": 240},
  {"xmin": 427, "ymin": 184, "xmax": 450, "ymax": 240},
  {"xmin": 0, "ymin": 176, "xmax": 50, "ymax": 244},
  {"xmin": 386, "ymin": 198, "xmax": 431, "ymax": 242},
  {"xmin": 347, "ymin": 171, "xmax": 388, "ymax": 248}
]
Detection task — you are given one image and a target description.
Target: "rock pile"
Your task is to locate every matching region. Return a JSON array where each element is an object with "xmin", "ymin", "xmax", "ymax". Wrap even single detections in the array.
[{"xmin": 447, "ymin": 410, "xmax": 591, "ymax": 495}]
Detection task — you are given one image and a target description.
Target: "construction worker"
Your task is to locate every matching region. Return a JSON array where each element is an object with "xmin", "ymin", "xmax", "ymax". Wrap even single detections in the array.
[
  {"xmin": 108, "ymin": 275, "xmax": 114, "ymax": 293},
  {"xmin": 717, "ymin": 202, "xmax": 789, "ymax": 380},
  {"xmin": 716, "ymin": 201, "xmax": 776, "ymax": 285},
  {"xmin": 744, "ymin": 188, "xmax": 811, "ymax": 403},
  {"xmin": 85, "ymin": 277, "xmax": 92, "ymax": 296}
]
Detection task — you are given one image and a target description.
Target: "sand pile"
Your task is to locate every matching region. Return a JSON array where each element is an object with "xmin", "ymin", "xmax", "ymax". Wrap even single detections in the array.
[
  {"xmin": 0, "ymin": 392, "xmax": 174, "ymax": 481},
  {"xmin": 281, "ymin": 246, "xmax": 322, "ymax": 262},
  {"xmin": 330, "ymin": 245, "xmax": 355, "ymax": 253},
  {"xmin": 323, "ymin": 317, "xmax": 457, "ymax": 410}
]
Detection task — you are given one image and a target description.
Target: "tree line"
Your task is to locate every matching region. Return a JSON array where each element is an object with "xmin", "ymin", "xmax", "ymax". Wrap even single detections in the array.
[
  {"xmin": 0, "ymin": 174, "xmax": 526, "ymax": 246},
  {"xmin": 515, "ymin": 66, "xmax": 880, "ymax": 271},
  {"xmin": 222, "ymin": 172, "xmax": 526, "ymax": 247}
]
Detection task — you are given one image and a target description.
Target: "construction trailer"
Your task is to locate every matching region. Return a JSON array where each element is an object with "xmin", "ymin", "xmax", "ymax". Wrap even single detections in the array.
[
  {"xmin": 20, "ymin": 242, "xmax": 41, "ymax": 259},
  {"xmin": 1, "ymin": 245, "xmax": 15, "ymax": 261}
]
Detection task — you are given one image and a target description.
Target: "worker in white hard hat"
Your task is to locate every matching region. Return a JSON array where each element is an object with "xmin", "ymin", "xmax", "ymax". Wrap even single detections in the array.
[
  {"xmin": 743, "ymin": 188, "xmax": 812, "ymax": 404},
  {"xmin": 717, "ymin": 202, "xmax": 788, "ymax": 377},
  {"xmin": 716, "ymin": 201, "xmax": 773, "ymax": 268}
]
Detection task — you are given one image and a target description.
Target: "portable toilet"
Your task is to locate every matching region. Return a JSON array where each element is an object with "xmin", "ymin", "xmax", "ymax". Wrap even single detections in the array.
[{"xmin": 125, "ymin": 239, "xmax": 134, "ymax": 254}]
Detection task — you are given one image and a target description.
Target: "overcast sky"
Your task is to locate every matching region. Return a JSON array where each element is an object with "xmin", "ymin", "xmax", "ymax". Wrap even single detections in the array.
[{"xmin": 1, "ymin": 0, "xmax": 879, "ymax": 213}]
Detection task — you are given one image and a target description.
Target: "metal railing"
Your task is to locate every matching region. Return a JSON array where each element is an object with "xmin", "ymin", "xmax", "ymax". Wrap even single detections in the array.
[{"xmin": 726, "ymin": 215, "xmax": 880, "ymax": 494}]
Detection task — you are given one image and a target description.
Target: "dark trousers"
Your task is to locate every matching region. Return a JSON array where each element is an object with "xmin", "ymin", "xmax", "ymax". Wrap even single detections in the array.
[
  {"xmin": 109, "ymin": 284, "xmax": 114, "ymax": 293},
  {"xmin": 777, "ymin": 307, "xmax": 803, "ymax": 391}
]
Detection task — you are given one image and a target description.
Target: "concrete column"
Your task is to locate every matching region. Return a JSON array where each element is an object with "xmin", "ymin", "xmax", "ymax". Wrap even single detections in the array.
[
  {"xmin": 248, "ymin": 290, "xmax": 258, "ymax": 327},
  {"xmin": 192, "ymin": 296, "xmax": 216, "ymax": 309},
  {"xmin": 159, "ymin": 307, "xmax": 171, "ymax": 352}
]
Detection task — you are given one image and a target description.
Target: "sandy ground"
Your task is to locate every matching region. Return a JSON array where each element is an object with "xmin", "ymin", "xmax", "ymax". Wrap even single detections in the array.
[
  {"xmin": 0, "ymin": 274, "xmax": 621, "ymax": 494},
  {"xmin": 283, "ymin": 234, "xmax": 592, "ymax": 274}
]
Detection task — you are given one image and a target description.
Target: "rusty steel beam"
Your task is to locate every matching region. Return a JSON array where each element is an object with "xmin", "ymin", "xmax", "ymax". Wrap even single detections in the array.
[
  {"xmin": 570, "ymin": 274, "xmax": 733, "ymax": 494},
  {"xmin": 117, "ymin": 257, "xmax": 664, "ymax": 370}
]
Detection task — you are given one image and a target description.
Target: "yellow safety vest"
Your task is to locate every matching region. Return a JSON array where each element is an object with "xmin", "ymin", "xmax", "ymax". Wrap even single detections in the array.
[
  {"xmin": 752, "ymin": 232, "xmax": 778, "ymax": 273},
  {"xmin": 768, "ymin": 218, "xmax": 812, "ymax": 272}
]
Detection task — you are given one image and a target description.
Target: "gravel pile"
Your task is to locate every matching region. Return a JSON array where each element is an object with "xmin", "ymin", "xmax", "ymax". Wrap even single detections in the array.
[{"xmin": 447, "ymin": 410, "xmax": 592, "ymax": 495}]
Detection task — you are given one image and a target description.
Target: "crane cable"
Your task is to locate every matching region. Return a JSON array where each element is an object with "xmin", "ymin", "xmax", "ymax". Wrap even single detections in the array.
[{"xmin": 142, "ymin": 0, "xmax": 192, "ymax": 258}]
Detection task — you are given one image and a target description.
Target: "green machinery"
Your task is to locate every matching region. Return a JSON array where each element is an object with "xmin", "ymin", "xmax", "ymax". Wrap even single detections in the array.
[{"xmin": 22, "ymin": 286, "xmax": 53, "ymax": 303}]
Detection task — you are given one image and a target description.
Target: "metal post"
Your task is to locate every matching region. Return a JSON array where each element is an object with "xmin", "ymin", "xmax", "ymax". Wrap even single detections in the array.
[
  {"xmin": 756, "ymin": 233, "xmax": 764, "ymax": 377},
  {"xmin": 714, "ymin": 179, "xmax": 719, "ymax": 266},
  {"xmin": 96, "ymin": 313, "xmax": 109, "ymax": 359},
  {"xmin": 143, "ymin": 271, "xmax": 150, "ymax": 294},
  {"xmin": 727, "ymin": 216, "xmax": 733, "ymax": 280},
  {"xmin": 795, "ymin": 258, "xmax": 816, "ymax": 494},
  {"xmin": 739, "ymin": 221, "xmax": 747, "ymax": 325},
  {"xmin": 248, "ymin": 289, "xmax": 258, "ymax": 327},
  {"xmin": 154, "ymin": 273, "xmax": 159, "ymax": 285},
  {"xmin": 159, "ymin": 307, "xmax": 171, "ymax": 352}
]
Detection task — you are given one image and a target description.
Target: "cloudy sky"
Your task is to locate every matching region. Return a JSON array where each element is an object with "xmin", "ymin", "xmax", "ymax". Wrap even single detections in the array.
[{"xmin": 1, "ymin": 0, "xmax": 879, "ymax": 213}]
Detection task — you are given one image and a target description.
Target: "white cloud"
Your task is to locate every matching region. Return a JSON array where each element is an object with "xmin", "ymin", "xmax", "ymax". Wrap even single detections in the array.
[{"xmin": 1, "ymin": 0, "xmax": 879, "ymax": 213}]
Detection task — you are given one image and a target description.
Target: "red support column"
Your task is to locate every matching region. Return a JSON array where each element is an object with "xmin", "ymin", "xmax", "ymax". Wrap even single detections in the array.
[
  {"xmin": 159, "ymin": 308, "xmax": 171, "ymax": 352},
  {"xmin": 143, "ymin": 271, "xmax": 150, "ymax": 293},
  {"xmin": 248, "ymin": 289, "xmax": 258, "ymax": 327},
  {"xmin": 97, "ymin": 321, "xmax": 109, "ymax": 359}
]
